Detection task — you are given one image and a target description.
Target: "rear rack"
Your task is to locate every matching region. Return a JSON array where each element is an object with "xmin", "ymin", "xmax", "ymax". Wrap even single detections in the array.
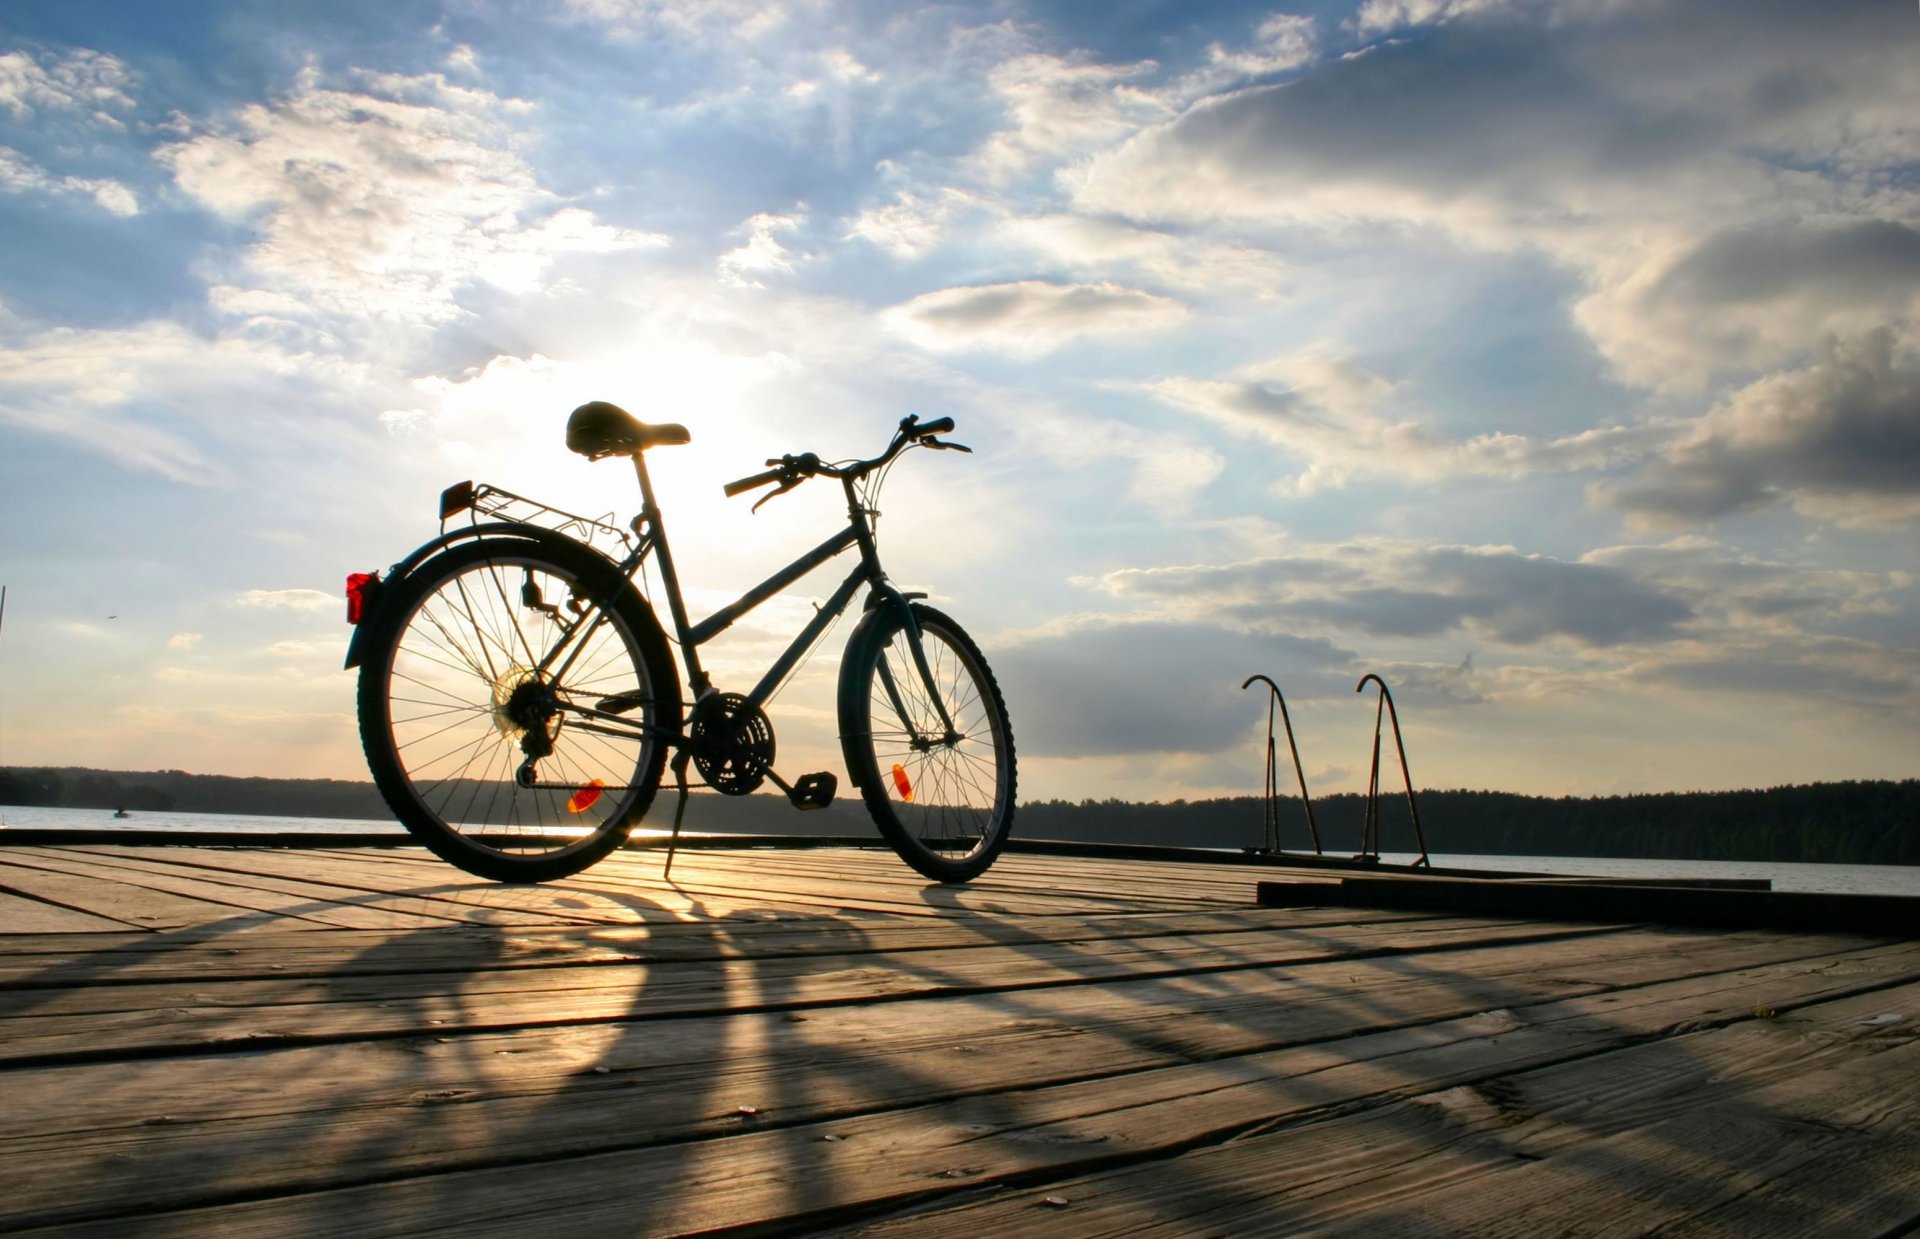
[{"xmin": 442, "ymin": 481, "xmax": 635, "ymax": 555}]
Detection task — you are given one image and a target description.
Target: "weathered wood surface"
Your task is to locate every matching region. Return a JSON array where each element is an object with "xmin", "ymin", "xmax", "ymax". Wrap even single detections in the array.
[{"xmin": 0, "ymin": 841, "xmax": 1913, "ymax": 1237}]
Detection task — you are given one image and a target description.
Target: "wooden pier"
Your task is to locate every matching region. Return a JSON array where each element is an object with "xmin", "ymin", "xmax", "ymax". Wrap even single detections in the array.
[{"xmin": 0, "ymin": 838, "xmax": 1915, "ymax": 1236}]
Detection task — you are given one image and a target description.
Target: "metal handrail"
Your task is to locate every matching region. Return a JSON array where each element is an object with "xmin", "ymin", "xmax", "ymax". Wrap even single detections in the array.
[
  {"xmin": 1356, "ymin": 674, "xmax": 1430, "ymax": 867},
  {"xmin": 1240, "ymin": 675, "xmax": 1321, "ymax": 854}
]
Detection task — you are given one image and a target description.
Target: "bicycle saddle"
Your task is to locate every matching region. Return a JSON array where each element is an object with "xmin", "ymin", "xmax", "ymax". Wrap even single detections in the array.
[{"xmin": 565, "ymin": 401, "xmax": 691, "ymax": 459}]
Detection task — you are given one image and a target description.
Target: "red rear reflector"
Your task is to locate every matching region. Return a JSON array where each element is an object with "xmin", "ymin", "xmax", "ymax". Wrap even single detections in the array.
[
  {"xmin": 345, "ymin": 572, "xmax": 379, "ymax": 625},
  {"xmin": 567, "ymin": 779, "xmax": 607, "ymax": 814},
  {"xmin": 890, "ymin": 763, "xmax": 914, "ymax": 803}
]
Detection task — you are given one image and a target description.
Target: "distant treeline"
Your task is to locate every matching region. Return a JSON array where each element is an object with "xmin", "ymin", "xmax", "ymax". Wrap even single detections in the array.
[
  {"xmin": 3, "ymin": 766, "xmax": 1915, "ymax": 866},
  {"xmin": 1018, "ymin": 783, "xmax": 1920, "ymax": 867}
]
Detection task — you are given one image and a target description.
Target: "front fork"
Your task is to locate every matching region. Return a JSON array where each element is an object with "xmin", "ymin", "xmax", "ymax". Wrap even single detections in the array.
[{"xmin": 869, "ymin": 589, "xmax": 958, "ymax": 749}]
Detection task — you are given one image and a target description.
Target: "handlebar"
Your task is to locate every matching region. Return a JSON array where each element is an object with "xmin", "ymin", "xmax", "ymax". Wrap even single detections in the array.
[
  {"xmin": 721, "ymin": 416, "xmax": 967, "ymax": 505},
  {"xmin": 722, "ymin": 466, "xmax": 785, "ymax": 498}
]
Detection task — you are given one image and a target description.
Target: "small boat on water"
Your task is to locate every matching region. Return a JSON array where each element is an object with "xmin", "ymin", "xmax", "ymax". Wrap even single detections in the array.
[{"xmin": 112, "ymin": 808, "xmax": 131, "ymax": 819}]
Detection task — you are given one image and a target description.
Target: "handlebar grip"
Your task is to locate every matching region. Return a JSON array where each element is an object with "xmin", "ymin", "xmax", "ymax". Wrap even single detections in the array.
[
  {"xmin": 724, "ymin": 467, "xmax": 785, "ymax": 498},
  {"xmin": 917, "ymin": 416, "xmax": 955, "ymax": 437}
]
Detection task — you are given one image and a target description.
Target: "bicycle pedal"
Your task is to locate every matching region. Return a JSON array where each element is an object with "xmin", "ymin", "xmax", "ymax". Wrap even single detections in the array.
[{"xmin": 786, "ymin": 771, "xmax": 837, "ymax": 811}]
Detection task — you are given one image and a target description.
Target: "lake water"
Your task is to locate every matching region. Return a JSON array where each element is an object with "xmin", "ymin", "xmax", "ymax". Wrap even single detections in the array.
[{"xmin": 2, "ymin": 804, "xmax": 1915, "ymax": 897}]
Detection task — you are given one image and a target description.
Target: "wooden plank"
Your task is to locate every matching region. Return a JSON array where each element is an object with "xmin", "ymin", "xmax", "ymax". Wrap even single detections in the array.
[
  {"xmin": 0, "ymin": 855, "xmax": 273, "ymax": 932},
  {"xmin": 0, "ymin": 890, "xmax": 141, "ymax": 934},
  {"xmin": 18, "ymin": 945, "xmax": 1916, "ymax": 1237},
  {"xmin": 1261, "ymin": 874, "xmax": 1920, "ymax": 936},
  {"xmin": 0, "ymin": 916, "xmax": 1614, "ymax": 1063},
  {"xmin": 73, "ymin": 844, "xmax": 888, "ymax": 928},
  {"xmin": 782, "ymin": 978, "xmax": 1920, "ymax": 1239},
  {"xmin": 303, "ymin": 844, "xmax": 1144, "ymax": 921},
  {"xmin": 0, "ymin": 931, "xmax": 1897, "ymax": 1231},
  {"xmin": 20, "ymin": 848, "xmax": 490, "ymax": 931},
  {"xmin": 0, "ymin": 908, "xmax": 1422, "ymax": 987}
]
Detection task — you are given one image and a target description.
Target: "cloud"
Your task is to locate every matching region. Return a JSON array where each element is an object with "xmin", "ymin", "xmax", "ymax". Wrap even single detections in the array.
[
  {"xmin": 159, "ymin": 68, "xmax": 665, "ymax": 326},
  {"xmin": 0, "ymin": 145, "xmax": 138, "ymax": 214},
  {"xmin": 558, "ymin": 0, "xmax": 799, "ymax": 41},
  {"xmin": 994, "ymin": 617, "xmax": 1357, "ymax": 756},
  {"xmin": 717, "ymin": 212, "xmax": 803, "ymax": 287},
  {"xmin": 1173, "ymin": 13, "xmax": 1319, "ymax": 100},
  {"xmin": 972, "ymin": 53, "xmax": 1169, "ymax": 183},
  {"xmin": 0, "ymin": 320, "xmax": 389, "ymax": 481},
  {"xmin": 235, "ymin": 589, "xmax": 338, "ymax": 612},
  {"xmin": 1134, "ymin": 351, "xmax": 1662, "ymax": 493},
  {"xmin": 994, "ymin": 214, "xmax": 1289, "ymax": 296},
  {"xmin": 886, "ymin": 280, "xmax": 1186, "ymax": 356},
  {"xmin": 844, "ymin": 187, "xmax": 983, "ymax": 260},
  {"xmin": 166, "ymin": 632, "xmax": 202, "ymax": 651},
  {"xmin": 1076, "ymin": 0, "xmax": 1920, "ymax": 391},
  {"xmin": 1090, "ymin": 533, "xmax": 1919, "ymax": 721},
  {"xmin": 1101, "ymin": 541, "xmax": 1695, "ymax": 649},
  {"xmin": 0, "ymin": 46, "xmax": 135, "ymax": 123},
  {"xmin": 1593, "ymin": 330, "xmax": 1920, "ymax": 527}
]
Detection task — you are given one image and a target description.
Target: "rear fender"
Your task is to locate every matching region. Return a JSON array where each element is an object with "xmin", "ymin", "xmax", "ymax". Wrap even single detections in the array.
[{"xmin": 344, "ymin": 524, "xmax": 630, "ymax": 669}]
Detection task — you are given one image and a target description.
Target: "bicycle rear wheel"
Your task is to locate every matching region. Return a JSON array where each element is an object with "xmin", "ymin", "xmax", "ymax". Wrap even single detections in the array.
[
  {"xmin": 840, "ymin": 603, "xmax": 1015, "ymax": 883},
  {"xmin": 357, "ymin": 538, "xmax": 674, "ymax": 882}
]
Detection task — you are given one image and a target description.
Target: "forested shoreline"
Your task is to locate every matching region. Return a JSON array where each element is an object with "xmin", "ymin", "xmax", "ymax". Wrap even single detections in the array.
[{"xmin": 2, "ymin": 766, "xmax": 1914, "ymax": 866}]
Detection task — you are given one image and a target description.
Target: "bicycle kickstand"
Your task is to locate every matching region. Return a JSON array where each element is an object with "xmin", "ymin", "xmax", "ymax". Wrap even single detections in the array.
[{"xmin": 663, "ymin": 750, "xmax": 692, "ymax": 881}]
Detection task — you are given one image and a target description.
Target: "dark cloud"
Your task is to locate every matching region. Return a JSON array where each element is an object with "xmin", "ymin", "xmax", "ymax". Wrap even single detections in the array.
[
  {"xmin": 1650, "ymin": 221, "xmax": 1920, "ymax": 310},
  {"xmin": 1109, "ymin": 544, "xmax": 1693, "ymax": 648},
  {"xmin": 1636, "ymin": 654, "xmax": 1910, "ymax": 707},
  {"xmin": 993, "ymin": 619, "xmax": 1356, "ymax": 757},
  {"xmin": 1596, "ymin": 329, "xmax": 1920, "ymax": 524}
]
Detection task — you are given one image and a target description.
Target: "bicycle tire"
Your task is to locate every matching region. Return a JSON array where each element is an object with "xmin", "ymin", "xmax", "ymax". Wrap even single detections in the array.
[
  {"xmin": 839, "ymin": 603, "xmax": 1015, "ymax": 883},
  {"xmin": 357, "ymin": 537, "xmax": 677, "ymax": 882}
]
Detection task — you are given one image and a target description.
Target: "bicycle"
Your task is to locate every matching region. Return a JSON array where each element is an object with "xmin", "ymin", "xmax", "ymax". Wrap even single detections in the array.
[{"xmin": 344, "ymin": 401, "xmax": 1016, "ymax": 884}]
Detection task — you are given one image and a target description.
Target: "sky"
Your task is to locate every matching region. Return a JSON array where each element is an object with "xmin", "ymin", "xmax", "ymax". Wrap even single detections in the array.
[{"xmin": 0, "ymin": 0, "xmax": 1916, "ymax": 809}]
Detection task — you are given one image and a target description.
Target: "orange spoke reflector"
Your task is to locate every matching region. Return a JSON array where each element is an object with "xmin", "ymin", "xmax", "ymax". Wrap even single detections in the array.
[
  {"xmin": 567, "ymin": 779, "xmax": 607, "ymax": 814},
  {"xmin": 890, "ymin": 763, "xmax": 914, "ymax": 803}
]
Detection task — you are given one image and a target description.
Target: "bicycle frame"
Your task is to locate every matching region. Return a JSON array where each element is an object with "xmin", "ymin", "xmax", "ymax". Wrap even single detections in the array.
[{"xmin": 575, "ymin": 448, "xmax": 954, "ymax": 745}]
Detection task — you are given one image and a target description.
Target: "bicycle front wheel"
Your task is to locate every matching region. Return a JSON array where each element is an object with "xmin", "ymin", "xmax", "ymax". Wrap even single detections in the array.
[
  {"xmin": 841, "ymin": 603, "xmax": 1015, "ymax": 883},
  {"xmin": 357, "ymin": 538, "xmax": 674, "ymax": 882}
]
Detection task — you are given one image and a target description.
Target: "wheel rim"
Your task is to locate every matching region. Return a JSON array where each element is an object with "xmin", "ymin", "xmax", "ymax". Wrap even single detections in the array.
[
  {"xmin": 866, "ymin": 621, "xmax": 1007, "ymax": 863},
  {"xmin": 382, "ymin": 553, "xmax": 656, "ymax": 861}
]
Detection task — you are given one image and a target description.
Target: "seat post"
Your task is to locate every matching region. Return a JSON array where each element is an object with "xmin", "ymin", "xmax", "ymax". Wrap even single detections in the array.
[{"xmin": 631, "ymin": 451, "xmax": 707, "ymax": 696}]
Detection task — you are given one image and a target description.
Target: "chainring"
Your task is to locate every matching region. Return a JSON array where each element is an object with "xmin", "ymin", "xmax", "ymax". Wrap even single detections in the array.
[{"xmin": 689, "ymin": 692, "xmax": 776, "ymax": 796}]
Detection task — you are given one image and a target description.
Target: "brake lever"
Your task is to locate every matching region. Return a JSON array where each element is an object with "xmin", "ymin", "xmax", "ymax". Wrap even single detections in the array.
[
  {"xmin": 751, "ymin": 477, "xmax": 802, "ymax": 513},
  {"xmin": 923, "ymin": 436, "xmax": 973, "ymax": 453}
]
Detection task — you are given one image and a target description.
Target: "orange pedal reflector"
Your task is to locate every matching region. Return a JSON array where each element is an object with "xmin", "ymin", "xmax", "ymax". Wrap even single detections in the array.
[
  {"xmin": 567, "ymin": 779, "xmax": 607, "ymax": 814},
  {"xmin": 890, "ymin": 763, "xmax": 914, "ymax": 803}
]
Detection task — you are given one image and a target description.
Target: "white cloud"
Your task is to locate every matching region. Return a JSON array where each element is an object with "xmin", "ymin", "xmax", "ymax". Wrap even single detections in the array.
[
  {"xmin": 1133, "ymin": 351, "xmax": 1662, "ymax": 494},
  {"xmin": 844, "ymin": 187, "xmax": 983, "ymax": 260},
  {"xmin": 159, "ymin": 68, "xmax": 664, "ymax": 326},
  {"xmin": 995, "ymin": 214, "xmax": 1289, "ymax": 296},
  {"xmin": 166, "ymin": 632, "xmax": 203, "ymax": 651},
  {"xmin": 236, "ymin": 589, "xmax": 338, "ymax": 612},
  {"xmin": 973, "ymin": 53, "xmax": 1170, "ymax": 183},
  {"xmin": 1174, "ymin": 12, "xmax": 1319, "ymax": 99},
  {"xmin": 886, "ymin": 280, "xmax": 1187, "ymax": 356},
  {"xmin": 0, "ymin": 145, "xmax": 139, "ymax": 214},
  {"xmin": 0, "ymin": 46, "xmax": 135, "ymax": 123},
  {"xmin": 717, "ymin": 212, "xmax": 803, "ymax": 287},
  {"xmin": 558, "ymin": 0, "xmax": 799, "ymax": 41}
]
